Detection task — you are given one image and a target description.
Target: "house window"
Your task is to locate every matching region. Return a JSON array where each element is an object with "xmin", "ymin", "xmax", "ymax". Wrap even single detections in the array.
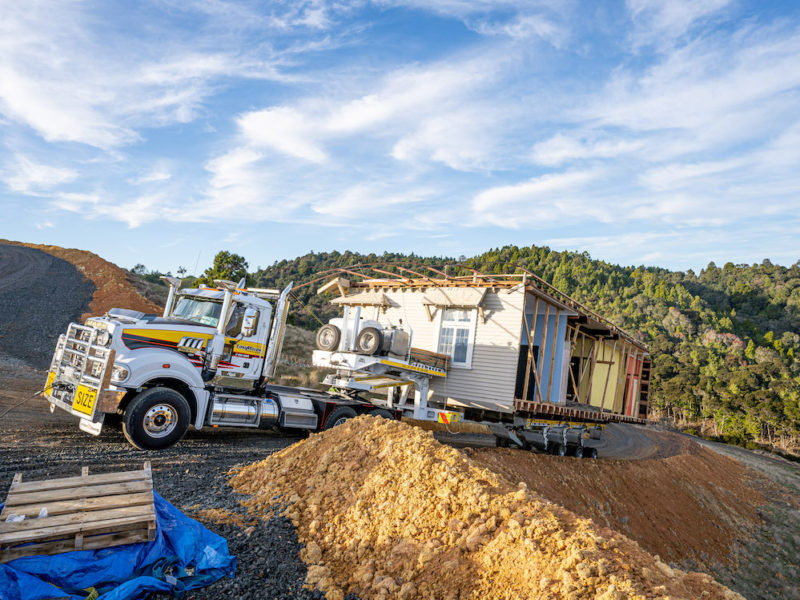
[{"xmin": 437, "ymin": 308, "xmax": 477, "ymax": 368}]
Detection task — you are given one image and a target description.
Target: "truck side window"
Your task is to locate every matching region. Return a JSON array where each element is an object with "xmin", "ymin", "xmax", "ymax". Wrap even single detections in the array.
[{"xmin": 226, "ymin": 303, "xmax": 247, "ymax": 337}]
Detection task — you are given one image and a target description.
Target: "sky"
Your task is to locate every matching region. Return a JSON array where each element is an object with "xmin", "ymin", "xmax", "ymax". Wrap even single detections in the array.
[{"xmin": 1, "ymin": 0, "xmax": 799, "ymax": 275}]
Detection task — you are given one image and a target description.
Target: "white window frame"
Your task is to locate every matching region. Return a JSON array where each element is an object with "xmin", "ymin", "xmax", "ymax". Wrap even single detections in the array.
[{"xmin": 435, "ymin": 307, "xmax": 478, "ymax": 369}]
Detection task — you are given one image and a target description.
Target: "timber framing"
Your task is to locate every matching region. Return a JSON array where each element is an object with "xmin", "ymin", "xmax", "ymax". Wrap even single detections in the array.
[{"xmin": 308, "ymin": 262, "xmax": 647, "ymax": 352}]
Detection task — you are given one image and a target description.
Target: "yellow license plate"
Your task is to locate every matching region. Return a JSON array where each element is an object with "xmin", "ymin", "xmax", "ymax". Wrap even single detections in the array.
[
  {"xmin": 44, "ymin": 371, "xmax": 56, "ymax": 397},
  {"xmin": 72, "ymin": 385, "xmax": 98, "ymax": 416}
]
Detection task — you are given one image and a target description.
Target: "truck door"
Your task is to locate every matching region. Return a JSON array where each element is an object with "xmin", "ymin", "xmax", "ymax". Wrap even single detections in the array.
[{"xmin": 223, "ymin": 301, "xmax": 271, "ymax": 381}]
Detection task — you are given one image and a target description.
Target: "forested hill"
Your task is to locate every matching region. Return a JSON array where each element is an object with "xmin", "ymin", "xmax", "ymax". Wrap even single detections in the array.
[{"xmin": 250, "ymin": 245, "xmax": 800, "ymax": 453}]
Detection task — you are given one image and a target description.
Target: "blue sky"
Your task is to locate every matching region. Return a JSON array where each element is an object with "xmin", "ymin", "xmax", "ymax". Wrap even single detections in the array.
[{"xmin": 1, "ymin": 0, "xmax": 799, "ymax": 275}]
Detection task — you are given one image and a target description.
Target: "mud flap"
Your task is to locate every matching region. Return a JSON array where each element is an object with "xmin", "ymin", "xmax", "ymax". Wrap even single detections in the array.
[
  {"xmin": 486, "ymin": 423, "xmax": 524, "ymax": 448},
  {"xmin": 79, "ymin": 418, "xmax": 103, "ymax": 436}
]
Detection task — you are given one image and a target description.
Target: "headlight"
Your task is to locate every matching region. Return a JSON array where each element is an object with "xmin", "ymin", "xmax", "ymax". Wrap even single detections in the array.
[
  {"xmin": 95, "ymin": 331, "xmax": 111, "ymax": 346},
  {"xmin": 111, "ymin": 364, "xmax": 130, "ymax": 382}
]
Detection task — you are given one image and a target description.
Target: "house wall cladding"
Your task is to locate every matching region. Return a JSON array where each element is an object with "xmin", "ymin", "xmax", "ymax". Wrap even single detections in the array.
[{"xmin": 375, "ymin": 287, "xmax": 525, "ymax": 414}]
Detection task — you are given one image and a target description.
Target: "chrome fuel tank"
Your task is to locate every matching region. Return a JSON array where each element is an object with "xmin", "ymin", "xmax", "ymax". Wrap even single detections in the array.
[{"xmin": 209, "ymin": 394, "xmax": 279, "ymax": 428}]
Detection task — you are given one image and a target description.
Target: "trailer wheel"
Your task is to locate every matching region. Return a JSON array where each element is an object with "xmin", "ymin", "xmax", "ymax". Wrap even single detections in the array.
[
  {"xmin": 369, "ymin": 408, "xmax": 393, "ymax": 419},
  {"xmin": 573, "ymin": 446, "xmax": 584, "ymax": 459},
  {"xmin": 553, "ymin": 444, "xmax": 567, "ymax": 457},
  {"xmin": 316, "ymin": 324, "xmax": 341, "ymax": 351},
  {"xmin": 122, "ymin": 387, "xmax": 190, "ymax": 450},
  {"xmin": 586, "ymin": 447, "xmax": 599, "ymax": 459},
  {"xmin": 323, "ymin": 406, "xmax": 357, "ymax": 430},
  {"xmin": 356, "ymin": 327, "xmax": 382, "ymax": 355}
]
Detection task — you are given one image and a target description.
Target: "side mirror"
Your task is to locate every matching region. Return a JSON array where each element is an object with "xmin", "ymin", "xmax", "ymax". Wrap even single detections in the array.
[{"xmin": 242, "ymin": 308, "xmax": 259, "ymax": 337}]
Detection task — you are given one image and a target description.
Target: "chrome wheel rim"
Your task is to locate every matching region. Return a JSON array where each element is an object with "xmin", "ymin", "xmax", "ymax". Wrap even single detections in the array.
[
  {"xmin": 143, "ymin": 404, "xmax": 177, "ymax": 438},
  {"xmin": 360, "ymin": 332, "xmax": 377, "ymax": 349}
]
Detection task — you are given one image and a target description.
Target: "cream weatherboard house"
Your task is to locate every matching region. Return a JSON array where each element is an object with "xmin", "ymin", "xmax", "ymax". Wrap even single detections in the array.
[{"xmin": 314, "ymin": 266, "xmax": 650, "ymax": 423}]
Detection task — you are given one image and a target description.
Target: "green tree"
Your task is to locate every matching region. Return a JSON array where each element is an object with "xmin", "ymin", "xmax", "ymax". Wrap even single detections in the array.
[{"xmin": 203, "ymin": 251, "xmax": 249, "ymax": 285}]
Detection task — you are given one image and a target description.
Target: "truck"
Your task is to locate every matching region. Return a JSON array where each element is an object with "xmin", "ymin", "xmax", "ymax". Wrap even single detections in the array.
[{"xmin": 42, "ymin": 278, "xmax": 397, "ymax": 450}]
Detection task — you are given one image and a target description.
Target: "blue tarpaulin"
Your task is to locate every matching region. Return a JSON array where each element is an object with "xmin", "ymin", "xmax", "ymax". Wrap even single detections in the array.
[{"xmin": 0, "ymin": 492, "xmax": 236, "ymax": 600}]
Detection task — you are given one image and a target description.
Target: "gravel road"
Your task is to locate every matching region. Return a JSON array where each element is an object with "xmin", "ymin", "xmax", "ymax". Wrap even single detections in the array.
[{"xmin": 0, "ymin": 243, "xmax": 94, "ymax": 368}]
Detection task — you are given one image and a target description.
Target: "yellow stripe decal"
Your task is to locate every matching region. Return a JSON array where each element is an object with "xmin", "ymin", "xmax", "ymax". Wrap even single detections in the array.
[
  {"xmin": 378, "ymin": 358, "xmax": 445, "ymax": 376},
  {"xmin": 124, "ymin": 329, "xmax": 214, "ymax": 343}
]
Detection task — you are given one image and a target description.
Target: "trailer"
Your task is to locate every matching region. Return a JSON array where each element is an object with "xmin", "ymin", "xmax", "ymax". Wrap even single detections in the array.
[{"xmin": 308, "ymin": 264, "xmax": 650, "ymax": 456}]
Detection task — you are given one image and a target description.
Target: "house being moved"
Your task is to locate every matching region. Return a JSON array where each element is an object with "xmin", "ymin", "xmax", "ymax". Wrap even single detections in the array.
[{"xmin": 312, "ymin": 265, "xmax": 649, "ymax": 425}]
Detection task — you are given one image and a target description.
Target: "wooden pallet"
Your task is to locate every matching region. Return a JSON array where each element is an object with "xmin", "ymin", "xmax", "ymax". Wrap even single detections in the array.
[
  {"xmin": 0, "ymin": 462, "xmax": 156, "ymax": 563},
  {"xmin": 409, "ymin": 347, "xmax": 451, "ymax": 371}
]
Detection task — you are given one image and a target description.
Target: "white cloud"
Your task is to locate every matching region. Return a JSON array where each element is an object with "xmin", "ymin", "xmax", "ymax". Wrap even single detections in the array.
[
  {"xmin": 234, "ymin": 55, "xmax": 504, "ymax": 169},
  {"xmin": 531, "ymin": 134, "xmax": 644, "ymax": 166},
  {"xmin": 472, "ymin": 170, "xmax": 600, "ymax": 226},
  {"xmin": 129, "ymin": 168, "xmax": 172, "ymax": 185},
  {"xmin": 0, "ymin": 2, "xmax": 298, "ymax": 150},
  {"xmin": 638, "ymin": 157, "xmax": 744, "ymax": 191},
  {"xmin": 627, "ymin": 0, "xmax": 733, "ymax": 47},
  {"xmin": 238, "ymin": 107, "xmax": 328, "ymax": 164},
  {"xmin": 470, "ymin": 13, "xmax": 566, "ymax": 45},
  {"xmin": 311, "ymin": 183, "xmax": 431, "ymax": 219},
  {"xmin": 3, "ymin": 157, "xmax": 78, "ymax": 193}
]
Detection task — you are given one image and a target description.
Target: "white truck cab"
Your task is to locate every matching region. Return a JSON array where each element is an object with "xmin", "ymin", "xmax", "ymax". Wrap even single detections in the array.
[{"xmin": 43, "ymin": 278, "xmax": 397, "ymax": 449}]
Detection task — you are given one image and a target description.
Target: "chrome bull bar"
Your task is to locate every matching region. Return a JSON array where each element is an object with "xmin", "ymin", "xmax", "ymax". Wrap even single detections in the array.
[{"xmin": 44, "ymin": 323, "xmax": 116, "ymax": 428}]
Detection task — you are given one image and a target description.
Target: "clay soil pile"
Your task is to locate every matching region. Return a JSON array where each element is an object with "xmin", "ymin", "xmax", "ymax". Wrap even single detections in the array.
[
  {"xmin": 231, "ymin": 417, "xmax": 743, "ymax": 600},
  {"xmin": 1, "ymin": 239, "xmax": 161, "ymax": 321},
  {"xmin": 467, "ymin": 441, "xmax": 766, "ymax": 569}
]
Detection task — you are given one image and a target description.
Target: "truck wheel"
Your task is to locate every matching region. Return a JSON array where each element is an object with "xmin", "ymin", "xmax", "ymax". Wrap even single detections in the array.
[
  {"xmin": 122, "ymin": 387, "xmax": 190, "ymax": 450},
  {"xmin": 323, "ymin": 406, "xmax": 357, "ymax": 430},
  {"xmin": 356, "ymin": 327, "xmax": 382, "ymax": 355},
  {"xmin": 369, "ymin": 408, "xmax": 393, "ymax": 419},
  {"xmin": 552, "ymin": 443, "xmax": 566, "ymax": 457},
  {"xmin": 573, "ymin": 446, "xmax": 584, "ymax": 458},
  {"xmin": 316, "ymin": 324, "xmax": 341, "ymax": 351},
  {"xmin": 586, "ymin": 447, "xmax": 599, "ymax": 459}
]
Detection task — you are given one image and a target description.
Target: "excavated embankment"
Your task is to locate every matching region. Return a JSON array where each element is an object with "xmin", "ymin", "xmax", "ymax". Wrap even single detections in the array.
[
  {"xmin": 0, "ymin": 239, "xmax": 161, "ymax": 321},
  {"xmin": 231, "ymin": 416, "xmax": 744, "ymax": 600},
  {"xmin": 467, "ymin": 441, "xmax": 766, "ymax": 569}
]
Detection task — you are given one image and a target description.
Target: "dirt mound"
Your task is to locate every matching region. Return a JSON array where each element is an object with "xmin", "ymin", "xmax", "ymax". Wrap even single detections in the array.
[
  {"xmin": 467, "ymin": 439, "xmax": 766, "ymax": 570},
  {"xmin": 1, "ymin": 239, "xmax": 161, "ymax": 321},
  {"xmin": 231, "ymin": 417, "xmax": 743, "ymax": 600}
]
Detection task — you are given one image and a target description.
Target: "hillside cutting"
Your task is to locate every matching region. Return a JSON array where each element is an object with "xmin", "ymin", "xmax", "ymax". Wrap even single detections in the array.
[{"xmin": 0, "ymin": 243, "xmax": 94, "ymax": 368}]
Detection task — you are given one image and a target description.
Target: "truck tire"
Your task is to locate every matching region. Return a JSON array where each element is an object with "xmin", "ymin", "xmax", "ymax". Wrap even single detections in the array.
[
  {"xmin": 316, "ymin": 324, "xmax": 341, "ymax": 351},
  {"xmin": 122, "ymin": 387, "xmax": 191, "ymax": 450},
  {"xmin": 356, "ymin": 327, "xmax": 382, "ymax": 355},
  {"xmin": 323, "ymin": 406, "xmax": 357, "ymax": 430},
  {"xmin": 369, "ymin": 408, "xmax": 393, "ymax": 419},
  {"xmin": 551, "ymin": 443, "xmax": 566, "ymax": 457},
  {"xmin": 573, "ymin": 445, "xmax": 584, "ymax": 458},
  {"xmin": 586, "ymin": 447, "xmax": 599, "ymax": 459}
]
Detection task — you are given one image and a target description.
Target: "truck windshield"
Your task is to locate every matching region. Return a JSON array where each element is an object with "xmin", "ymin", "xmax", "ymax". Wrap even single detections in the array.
[{"xmin": 171, "ymin": 296, "xmax": 223, "ymax": 327}]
